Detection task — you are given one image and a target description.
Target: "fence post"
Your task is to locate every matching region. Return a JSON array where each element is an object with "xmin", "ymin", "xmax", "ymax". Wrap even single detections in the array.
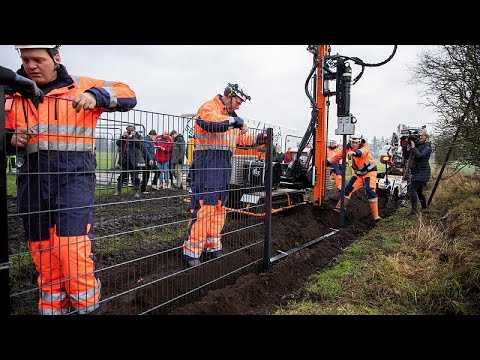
[
  {"xmin": 263, "ymin": 128, "xmax": 273, "ymax": 270},
  {"xmin": 0, "ymin": 85, "xmax": 10, "ymax": 315}
]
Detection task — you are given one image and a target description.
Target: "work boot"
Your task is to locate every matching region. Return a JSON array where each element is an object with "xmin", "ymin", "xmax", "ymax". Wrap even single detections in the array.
[
  {"xmin": 204, "ymin": 250, "xmax": 222, "ymax": 261},
  {"xmin": 369, "ymin": 198, "xmax": 382, "ymax": 222},
  {"xmin": 420, "ymin": 199, "xmax": 427, "ymax": 210},
  {"xmin": 187, "ymin": 258, "xmax": 201, "ymax": 267},
  {"xmin": 409, "ymin": 208, "xmax": 418, "ymax": 216}
]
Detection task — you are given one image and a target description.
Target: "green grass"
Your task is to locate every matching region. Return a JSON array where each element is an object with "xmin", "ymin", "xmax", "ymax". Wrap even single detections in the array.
[
  {"xmin": 96, "ymin": 151, "xmax": 117, "ymax": 170},
  {"xmin": 6, "ymin": 173, "xmax": 16, "ymax": 197},
  {"xmin": 273, "ymin": 176, "xmax": 480, "ymax": 315}
]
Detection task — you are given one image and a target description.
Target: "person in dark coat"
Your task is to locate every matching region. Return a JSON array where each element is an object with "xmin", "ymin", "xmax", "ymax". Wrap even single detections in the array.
[
  {"xmin": 406, "ymin": 128, "xmax": 432, "ymax": 215},
  {"xmin": 141, "ymin": 129, "xmax": 157, "ymax": 193},
  {"xmin": 273, "ymin": 145, "xmax": 285, "ymax": 163},
  {"xmin": 115, "ymin": 125, "xmax": 144, "ymax": 198},
  {"xmin": 170, "ymin": 130, "xmax": 186, "ymax": 189}
]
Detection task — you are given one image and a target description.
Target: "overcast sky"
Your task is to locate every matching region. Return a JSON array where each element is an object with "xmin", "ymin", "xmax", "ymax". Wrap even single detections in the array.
[{"xmin": 1, "ymin": 45, "xmax": 437, "ymax": 144}]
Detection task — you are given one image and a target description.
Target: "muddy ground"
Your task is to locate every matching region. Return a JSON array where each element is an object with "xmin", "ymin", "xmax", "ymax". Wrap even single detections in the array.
[
  {"xmin": 8, "ymin": 186, "xmax": 395, "ymax": 315},
  {"xmin": 170, "ymin": 192, "xmax": 394, "ymax": 315}
]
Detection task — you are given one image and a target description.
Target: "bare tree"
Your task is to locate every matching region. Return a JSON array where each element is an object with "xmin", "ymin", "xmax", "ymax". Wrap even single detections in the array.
[{"xmin": 411, "ymin": 45, "xmax": 480, "ymax": 169}]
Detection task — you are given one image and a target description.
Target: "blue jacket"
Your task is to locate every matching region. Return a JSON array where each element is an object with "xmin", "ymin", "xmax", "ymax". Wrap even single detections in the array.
[{"xmin": 143, "ymin": 135, "xmax": 156, "ymax": 163}]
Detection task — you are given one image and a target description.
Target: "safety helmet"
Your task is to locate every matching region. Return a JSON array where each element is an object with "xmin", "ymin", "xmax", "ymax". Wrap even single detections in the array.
[
  {"xmin": 349, "ymin": 134, "xmax": 365, "ymax": 147},
  {"xmin": 15, "ymin": 45, "xmax": 60, "ymax": 49},
  {"xmin": 349, "ymin": 134, "xmax": 364, "ymax": 142},
  {"xmin": 225, "ymin": 80, "xmax": 251, "ymax": 102},
  {"xmin": 15, "ymin": 45, "xmax": 61, "ymax": 69},
  {"xmin": 328, "ymin": 139, "xmax": 337, "ymax": 147}
]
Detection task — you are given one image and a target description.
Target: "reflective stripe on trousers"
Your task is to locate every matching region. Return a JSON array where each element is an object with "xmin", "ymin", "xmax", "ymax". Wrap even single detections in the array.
[{"xmin": 183, "ymin": 200, "xmax": 225, "ymax": 259}]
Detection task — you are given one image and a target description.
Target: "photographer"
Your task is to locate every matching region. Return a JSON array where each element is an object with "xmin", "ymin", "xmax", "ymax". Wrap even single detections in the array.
[
  {"xmin": 406, "ymin": 129, "xmax": 431, "ymax": 215},
  {"xmin": 115, "ymin": 125, "xmax": 144, "ymax": 198}
]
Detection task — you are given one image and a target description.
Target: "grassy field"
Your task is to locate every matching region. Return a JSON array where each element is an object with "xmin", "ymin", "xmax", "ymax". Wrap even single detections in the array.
[{"xmin": 274, "ymin": 171, "xmax": 480, "ymax": 315}]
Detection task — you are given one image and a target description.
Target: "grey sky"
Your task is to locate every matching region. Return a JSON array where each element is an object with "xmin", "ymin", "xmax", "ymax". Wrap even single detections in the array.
[{"xmin": 1, "ymin": 45, "xmax": 437, "ymax": 143}]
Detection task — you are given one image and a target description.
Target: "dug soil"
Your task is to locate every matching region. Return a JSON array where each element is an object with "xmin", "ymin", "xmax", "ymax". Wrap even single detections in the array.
[
  {"xmin": 170, "ymin": 192, "xmax": 395, "ymax": 315},
  {"xmin": 8, "ymin": 188, "xmax": 396, "ymax": 315}
]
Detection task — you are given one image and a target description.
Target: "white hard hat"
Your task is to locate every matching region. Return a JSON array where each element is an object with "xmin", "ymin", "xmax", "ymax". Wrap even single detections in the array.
[
  {"xmin": 15, "ymin": 45, "xmax": 60, "ymax": 49},
  {"xmin": 226, "ymin": 80, "xmax": 251, "ymax": 102},
  {"xmin": 350, "ymin": 134, "xmax": 364, "ymax": 141}
]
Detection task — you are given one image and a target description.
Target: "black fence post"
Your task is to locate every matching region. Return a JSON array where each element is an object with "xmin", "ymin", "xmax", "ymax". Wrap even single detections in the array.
[
  {"xmin": 0, "ymin": 85, "xmax": 10, "ymax": 315},
  {"xmin": 263, "ymin": 128, "xmax": 273, "ymax": 270}
]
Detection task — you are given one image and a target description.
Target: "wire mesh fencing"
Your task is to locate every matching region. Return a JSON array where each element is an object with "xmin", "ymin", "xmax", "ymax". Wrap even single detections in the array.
[{"xmin": 2, "ymin": 94, "xmax": 299, "ymax": 315}]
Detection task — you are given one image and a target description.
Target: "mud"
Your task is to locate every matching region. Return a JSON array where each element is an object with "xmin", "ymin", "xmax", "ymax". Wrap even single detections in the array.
[{"xmin": 8, "ymin": 187, "xmax": 395, "ymax": 315}]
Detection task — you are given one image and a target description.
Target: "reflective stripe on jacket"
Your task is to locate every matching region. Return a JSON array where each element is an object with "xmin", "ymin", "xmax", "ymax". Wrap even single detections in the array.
[
  {"xmin": 329, "ymin": 143, "xmax": 377, "ymax": 176},
  {"xmin": 5, "ymin": 65, "xmax": 136, "ymax": 154},
  {"xmin": 194, "ymin": 95, "xmax": 250, "ymax": 152}
]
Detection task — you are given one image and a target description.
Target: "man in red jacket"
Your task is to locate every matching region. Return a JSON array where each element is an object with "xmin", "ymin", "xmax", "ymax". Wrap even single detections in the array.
[{"xmin": 153, "ymin": 130, "xmax": 173, "ymax": 189}]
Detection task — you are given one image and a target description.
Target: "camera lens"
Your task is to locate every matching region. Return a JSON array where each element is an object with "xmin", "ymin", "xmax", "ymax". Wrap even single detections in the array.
[{"xmin": 16, "ymin": 151, "xmax": 26, "ymax": 168}]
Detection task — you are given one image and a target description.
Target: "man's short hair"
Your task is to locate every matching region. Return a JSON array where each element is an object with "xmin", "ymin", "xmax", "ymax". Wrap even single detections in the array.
[
  {"xmin": 170, "ymin": 130, "xmax": 178, "ymax": 137},
  {"xmin": 149, "ymin": 129, "xmax": 157, "ymax": 136},
  {"xmin": 126, "ymin": 125, "xmax": 135, "ymax": 132}
]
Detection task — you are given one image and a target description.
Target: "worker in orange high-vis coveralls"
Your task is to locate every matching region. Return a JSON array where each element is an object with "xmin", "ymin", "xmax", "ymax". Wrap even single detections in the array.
[
  {"xmin": 183, "ymin": 81, "xmax": 264, "ymax": 267},
  {"xmin": 4, "ymin": 45, "xmax": 137, "ymax": 314},
  {"xmin": 326, "ymin": 139, "xmax": 342, "ymax": 190},
  {"xmin": 327, "ymin": 135, "xmax": 381, "ymax": 222}
]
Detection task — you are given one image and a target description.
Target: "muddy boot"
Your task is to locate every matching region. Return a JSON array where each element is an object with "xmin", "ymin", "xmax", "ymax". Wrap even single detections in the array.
[
  {"xmin": 369, "ymin": 198, "xmax": 382, "ymax": 222},
  {"xmin": 409, "ymin": 207, "xmax": 418, "ymax": 216},
  {"xmin": 204, "ymin": 250, "xmax": 222, "ymax": 261},
  {"xmin": 420, "ymin": 199, "xmax": 427, "ymax": 210},
  {"xmin": 189, "ymin": 259, "xmax": 200, "ymax": 267}
]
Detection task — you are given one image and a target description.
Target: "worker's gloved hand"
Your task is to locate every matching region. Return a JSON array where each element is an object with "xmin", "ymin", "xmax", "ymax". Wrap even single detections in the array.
[
  {"xmin": 347, "ymin": 151, "xmax": 355, "ymax": 158},
  {"xmin": 14, "ymin": 74, "xmax": 44, "ymax": 103},
  {"xmin": 149, "ymin": 160, "xmax": 154, "ymax": 166}
]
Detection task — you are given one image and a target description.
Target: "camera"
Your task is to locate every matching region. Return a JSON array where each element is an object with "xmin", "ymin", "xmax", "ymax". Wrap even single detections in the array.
[
  {"xmin": 408, "ymin": 133, "xmax": 420, "ymax": 145},
  {"xmin": 16, "ymin": 149, "xmax": 26, "ymax": 168},
  {"xmin": 406, "ymin": 128, "xmax": 420, "ymax": 145}
]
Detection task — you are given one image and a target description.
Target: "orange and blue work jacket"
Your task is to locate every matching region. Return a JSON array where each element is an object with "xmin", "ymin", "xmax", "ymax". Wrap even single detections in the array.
[
  {"xmin": 4, "ymin": 64, "xmax": 137, "ymax": 154},
  {"xmin": 328, "ymin": 143, "xmax": 377, "ymax": 176},
  {"xmin": 191, "ymin": 94, "xmax": 255, "ymax": 206},
  {"xmin": 194, "ymin": 95, "xmax": 251, "ymax": 152}
]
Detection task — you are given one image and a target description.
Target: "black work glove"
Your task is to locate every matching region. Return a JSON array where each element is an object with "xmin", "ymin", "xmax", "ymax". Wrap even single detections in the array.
[{"xmin": 14, "ymin": 73, "xmax": 44, "ymax": 103}]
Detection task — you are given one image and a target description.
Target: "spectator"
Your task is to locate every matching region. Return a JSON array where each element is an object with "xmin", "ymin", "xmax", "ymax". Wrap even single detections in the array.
[
  {"xmin": 284, "ymin": 147, "xmax": 293, "ymax": 164},
  {"xmin": 141, "ymin": 129, "xmax": 157, "ymax": 193},
  {"xmin": 115, "ymin": 125, "xmax": 145, "ymax": 198},
  {"xmin": 170, "ymin": 130, "xmax": 186, "ymax": 189},
  {"xmin": 4, "ymin": 45, "xmax": 136, "ymax": 315},
  {"xmin": 273, "ymin": 145, "xmax": 285, "ymax": 163},
  {"xmin": 153, "ymin": 130, "xmax": 173, "ymax": 189},
  {"xmin": 406, "ymin": 129, "xmax": 432, "ymax": 215}
]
